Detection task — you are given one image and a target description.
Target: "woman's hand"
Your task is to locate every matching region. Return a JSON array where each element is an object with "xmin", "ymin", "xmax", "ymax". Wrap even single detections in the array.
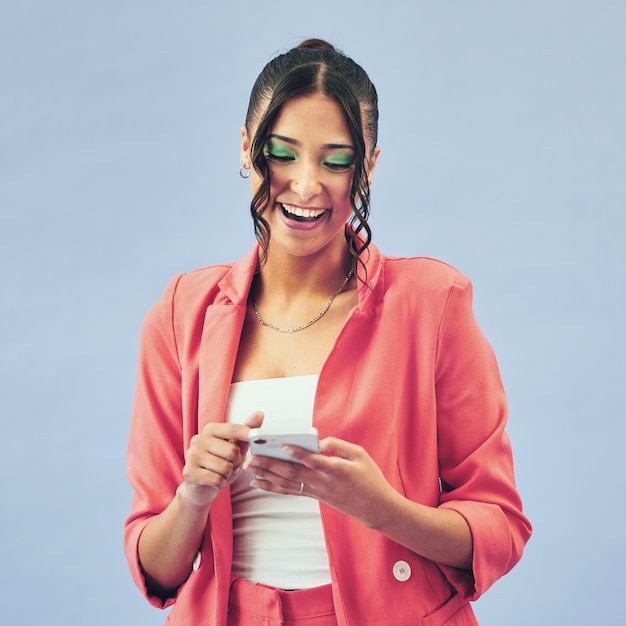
[
  {"xmin": 246, "ymin": 436, "xmax": 396, "ymax": 529},
  {"xmin": 246, "ymin": 434, "xmax": 473, "ymax": 569},
  {"xmin": 180, "ymin": 411, "xmax": 265, "ymax": 510},
  {"xmin": 139, "ymin": 410, "xmax": 265, "ymax": 595}
]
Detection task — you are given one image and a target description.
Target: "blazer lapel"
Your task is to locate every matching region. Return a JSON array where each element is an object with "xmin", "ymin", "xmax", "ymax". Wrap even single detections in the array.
[{"xmin": 197, "ymin": 245, "xmax": 258, "ymax": 430}]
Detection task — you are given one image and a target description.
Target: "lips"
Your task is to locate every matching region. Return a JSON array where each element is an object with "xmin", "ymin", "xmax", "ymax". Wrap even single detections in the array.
[{"xmin": 280, "ymin": 202, "xmax": 329, "ymax": 222}]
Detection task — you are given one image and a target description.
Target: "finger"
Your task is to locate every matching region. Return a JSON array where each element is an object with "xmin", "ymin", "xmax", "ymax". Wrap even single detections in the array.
[
  {"xmin": 280, "ymin": 445, "xmax": 324, "ymax": 469},
  {"xmin": 201, "ymin": 421, "xmax": 258, "ymax": 444},
  {"xmin": 199, "ymin": 454, "xmax": 239, "ymax": 479},
  {"xmin": 189, "ymin": 433, "xmax": 242, "ymax": 462},
  {"xmin": 250, "ymin": 470, "xmax": 308, "ymax": 496},
  {"xmin": 186, "ymin": 442, "xmax": 241, "ymax": 478},
  {"xmin": 239, "ymin": 411, "xmax": 265, "ymax": 456},
  {"xmin": 318, "ymin": 436, "xmax": 362, "ymax": 460},
  {"xmin": 243, "ymin": 410, "xmax": 264, "ymax": 428},
  {"xmin": 183, "ymin": 453, "xmax": 235, "ymax": 488},
  {"xmin": 247, "ymin": 455, "xmax": 308, "ymax": 483}
]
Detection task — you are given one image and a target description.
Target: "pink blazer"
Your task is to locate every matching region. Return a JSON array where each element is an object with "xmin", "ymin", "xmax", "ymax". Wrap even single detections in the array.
[{"xmin": 124, "ymin": 242, "xmax": 531, "ymax": 625}]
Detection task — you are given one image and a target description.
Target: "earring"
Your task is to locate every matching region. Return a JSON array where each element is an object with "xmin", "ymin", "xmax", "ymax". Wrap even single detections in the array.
[{"xmin": 239, "ymin": 165, "xmax": 251, "ymax": 179}]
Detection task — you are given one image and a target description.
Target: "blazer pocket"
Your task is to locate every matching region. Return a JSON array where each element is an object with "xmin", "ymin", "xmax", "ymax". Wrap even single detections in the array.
[{"xmin": 421, "ymin": 593, "xmax": 477, "ymax": 626}]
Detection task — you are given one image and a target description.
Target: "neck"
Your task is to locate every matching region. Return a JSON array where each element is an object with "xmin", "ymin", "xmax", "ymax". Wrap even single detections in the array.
[{"xmin": 256, "ymin": 246, "xmax": 353, "ymax": 299}]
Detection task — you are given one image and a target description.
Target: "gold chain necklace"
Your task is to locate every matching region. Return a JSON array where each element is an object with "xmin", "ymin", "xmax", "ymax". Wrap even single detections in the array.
[{"xmin": 250, "ymin": 270, "xmax": 354, "ymax": 333}]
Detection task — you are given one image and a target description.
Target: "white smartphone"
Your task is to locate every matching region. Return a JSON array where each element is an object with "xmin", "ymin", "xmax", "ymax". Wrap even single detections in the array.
[{"xmin": 248, "ymin": 427, "xmax": 319, "ymax": 463}]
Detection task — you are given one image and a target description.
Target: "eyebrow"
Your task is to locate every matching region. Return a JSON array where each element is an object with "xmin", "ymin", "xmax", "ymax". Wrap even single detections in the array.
[{"xmin": 268, "ymin": 133, "xmax": 355, "ymax": 151}]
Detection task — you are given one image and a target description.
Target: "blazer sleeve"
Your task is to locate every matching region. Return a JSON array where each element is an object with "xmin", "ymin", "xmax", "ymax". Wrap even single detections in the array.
[
  {"xmin": 123, "ymin": 274, "xmax": 190, "ymax": 608},
  {"xmin": 434, "ymin": 275, "xmax": 532, "ymax": 600}
]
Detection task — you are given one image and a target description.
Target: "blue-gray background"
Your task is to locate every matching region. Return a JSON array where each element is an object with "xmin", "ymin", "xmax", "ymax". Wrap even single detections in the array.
[{"xmin": 1, "ymin": 2, "xmax": 624, "ymax": 624}]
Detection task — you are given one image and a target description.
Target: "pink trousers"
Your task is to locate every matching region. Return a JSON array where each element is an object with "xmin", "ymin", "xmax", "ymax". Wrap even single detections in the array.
[{"xmin": 227, "ymin": 577, "xmax": 338, "ymax": 626}]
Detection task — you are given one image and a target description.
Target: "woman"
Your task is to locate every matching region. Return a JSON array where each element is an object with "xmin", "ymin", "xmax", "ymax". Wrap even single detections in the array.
[{"xmin": 125, "ymin": 39, "xmax": 531, "ymax": 625}]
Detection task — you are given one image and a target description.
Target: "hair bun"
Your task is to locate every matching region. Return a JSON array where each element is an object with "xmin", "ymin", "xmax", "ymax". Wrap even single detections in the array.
[{"xmin": 296, "ymin": 38, "xmax": 335, "ymax": 51}]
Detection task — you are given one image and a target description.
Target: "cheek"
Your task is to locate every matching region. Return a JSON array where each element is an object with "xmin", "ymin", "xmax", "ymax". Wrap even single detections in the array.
[
  {"xmin": 329, "ymin": 176, "xmax": 354, "ymax": 205},
  {"xmin": 250, "ymin": 167, "xmax": 286, "ymax": 199},
  {"xmin": 249, "ymin": 170, "xmax": 267, "ymax": 200}
]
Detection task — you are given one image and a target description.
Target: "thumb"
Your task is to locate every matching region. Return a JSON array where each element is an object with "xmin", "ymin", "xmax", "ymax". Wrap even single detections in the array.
[
  {"xmin": 244, "ymin": 411, "xmax": 264, "ymax": 429},
  {"xmin": 318, "ymin": 436, "xmax": 356, "ymax": 460},
  {"xmin": 239, "ymin": 411, "xmax": 264, "ymax": 457}
]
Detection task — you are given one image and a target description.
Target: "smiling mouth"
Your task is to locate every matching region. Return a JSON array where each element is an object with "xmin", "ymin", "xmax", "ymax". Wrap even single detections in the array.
[{"xmin": 280, "ymin": 203, "xmax": 329, "ymax": 222}]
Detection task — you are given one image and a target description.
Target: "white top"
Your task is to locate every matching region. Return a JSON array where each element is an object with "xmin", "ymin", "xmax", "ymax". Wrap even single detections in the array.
[{"xmin": 225, "ymin": 375, "xmax": 331, "ymax": 589}]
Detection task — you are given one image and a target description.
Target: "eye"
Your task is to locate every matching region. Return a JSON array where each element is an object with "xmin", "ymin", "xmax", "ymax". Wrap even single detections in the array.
[
  {"xmin": 323, "ymin": 155, "xmax": 355, "ymax": 171},
  {"xmin": 264, "ymin": 143, "xmax": 297, "ymax": 163}
]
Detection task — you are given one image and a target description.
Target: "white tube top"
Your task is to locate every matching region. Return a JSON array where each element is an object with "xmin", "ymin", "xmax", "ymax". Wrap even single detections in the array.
[{"xmin": 226, "ymin": 375, "xmax": 331, "ymax": 589}]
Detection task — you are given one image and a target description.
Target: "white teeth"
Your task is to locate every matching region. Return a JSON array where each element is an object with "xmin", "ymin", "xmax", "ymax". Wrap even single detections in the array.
[{"xmin": 282, "ymin": 203, "xmax": 326, "ymax": 218}]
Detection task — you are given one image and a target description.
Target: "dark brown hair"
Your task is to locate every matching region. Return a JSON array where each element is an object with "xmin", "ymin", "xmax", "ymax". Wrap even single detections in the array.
[{"xmin": 244, "ymin": 39, "xmax": 379, "ymax": 272}]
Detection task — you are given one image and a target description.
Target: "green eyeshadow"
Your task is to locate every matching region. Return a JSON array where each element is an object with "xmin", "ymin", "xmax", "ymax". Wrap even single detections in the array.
[
  {"xmin": 323, "ymin": 154, "xmax": 354, "ymax": 166},
  {"xmin": 265, "ymin": 143, "xmax": 297, "ymax": 158}
]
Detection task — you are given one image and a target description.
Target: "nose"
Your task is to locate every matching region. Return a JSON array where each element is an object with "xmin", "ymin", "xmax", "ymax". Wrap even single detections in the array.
[{"xmin": 291, "ymin": 159, "xmax": 322, "ymax": 201}]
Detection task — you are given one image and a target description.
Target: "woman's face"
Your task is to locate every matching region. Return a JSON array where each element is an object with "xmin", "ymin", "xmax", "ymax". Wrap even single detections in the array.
[{"xmin": 241, "ymin": 93, "xmax": 379, "ymax": 262}]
